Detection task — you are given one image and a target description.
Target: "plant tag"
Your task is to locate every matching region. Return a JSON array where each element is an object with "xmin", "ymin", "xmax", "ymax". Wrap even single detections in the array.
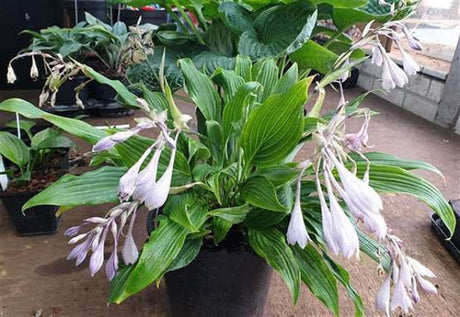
[{"xmin": 0, "ymin": 155, "xmax": 8, "ymax": 191}]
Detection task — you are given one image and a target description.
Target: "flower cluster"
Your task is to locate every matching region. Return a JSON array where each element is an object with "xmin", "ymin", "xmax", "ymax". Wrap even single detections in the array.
[
  {"xmin": 65, "ymin": 108, "xmax": 178, "ymax": 278},
  {"xmin": 352, "ymin": 19, "xmax": 422, "ymax": 90},
  {"xmin": 376, "ymin": 235, "xmax": 437, "ymax": 316}
]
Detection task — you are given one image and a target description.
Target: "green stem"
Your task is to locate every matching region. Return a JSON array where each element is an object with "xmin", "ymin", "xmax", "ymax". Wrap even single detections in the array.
[{"xmin": 323, "ymin": 28, "xmax": 345, "ymax": 48}]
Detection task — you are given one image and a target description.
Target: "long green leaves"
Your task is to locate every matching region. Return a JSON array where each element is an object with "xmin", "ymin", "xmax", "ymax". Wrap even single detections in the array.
[
  {"xmin": 0, "ymin": 132, "xmax": 30, "ymax": 169},
  {"xmin": 249, "ymin": 228, "xmax": 301, "ymax": 304},
  {"xmin": 22, "ymin": 166, "xmax": 126, "ymax": 211}
]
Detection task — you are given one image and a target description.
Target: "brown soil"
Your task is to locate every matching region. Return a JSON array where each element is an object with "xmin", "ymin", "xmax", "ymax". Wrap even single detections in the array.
[{"xmin": 6, "ymin": 151, "xmax": 68, "ymax": 193}]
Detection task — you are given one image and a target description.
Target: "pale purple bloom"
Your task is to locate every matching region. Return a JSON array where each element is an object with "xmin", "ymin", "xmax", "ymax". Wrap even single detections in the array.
[
  {"xmin": 89, "ymin": 225, "xmax": 109, "ymax": 276},
  {"xmin": 64, "ymin": 225, "xmax": 82, "ymax": 237},
  {"xmin": 121, "ymin": 210, "xmax": 139, "ymax": 264},
  {"xmin": 390, "ymin": 277, "xmax": 413, "ymax": 313},
  {"xmin": 375, "ymin": 273, "xmax": 391, "ymax": 317},
  {"xmin": 286, "ymin": 172, "xmax": 310, "ymax": 248},
  {"xmin": 411, "ymin": 276, "xmax": 420, "ymax": 303},
  {"xmin": 401, "ymin": 26, "xmax": 423, "ymax": 51},
  {"xmin": 105, "ymin": 251, "xmax": 119, "ymax": 281},
  {"xmin": 363, "ymin": 213, "xmax": 387, "ymax": 239},
  {"xmin": 407, "ymin": 257, "xmax": 436, "ymax": 278},
  {"xmin": 381, "ymin": 53, "xmax": 408, "ymax": 90},
  {"xmin": 400, "ymin": 48, "xmax": 420, "ymax": 76},
  {"xmin": 317, "ymin": 179, "xmax": 339, "ymax": 254},
  {"xmin": 67, "ymin": 239, "xmax": 91, "ymax": 266},
  {"xmin": 343, "ymin": 114, "xmax": 371, "ymax": 151},
  {"xmin": 371, "ymin": 44, "xmax": 383, "ymax": 66},
  {"xmin": 416, "ymin": 275, "xmax": 437, "ymax": 293}
]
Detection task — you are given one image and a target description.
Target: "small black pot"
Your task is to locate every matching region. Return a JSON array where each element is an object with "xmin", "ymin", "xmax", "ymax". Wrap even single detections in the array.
[
  {"xmin": 431, "ymin": 200, "xmax": 460, "ymax": 263},
  {"xmin": 0, "ymin": 190, "xmax": 60, "ymax": 236},
  {"xmin": 165, "ymin": 247, "xmax": 273, "ymax": 317},
  {"xmin": 56, "ymin": 76, "xmax": 89, "ymax": 106},
  {"xmin": 119, "ymin": 9, "xmax": 168, "ymax": 26},
  {"xmin": 87, "ymin": 79, "xmax": 134, "ymax": 118}
]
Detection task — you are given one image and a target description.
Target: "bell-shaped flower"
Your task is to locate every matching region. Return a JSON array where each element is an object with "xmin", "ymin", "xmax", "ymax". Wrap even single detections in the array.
[
  {"xmin": 371, "ymin": 44, "xmax": 383, "ymax": 67},
  {"xmin": 407, "ymin": 257, "xmax": 436, "ymax": 278},
  {"xmin": 375, "ymin": 273, "xmax": 391, "ymax": 317},
  {"xmin": 121, "ymin": 211, "xmax": 139, "ymax": 265},
  {"xmin": 343, "ymin": 114, "xmax": 371, "ymax": 151},
  {"xmin": 118, "ymin": 144, "xmax": 155, "ymax": 202},
  {"xmin": 411, "ymin": 276, "xmax": 420, "ymax": 303},
  {"xmin": 401, "ymin": 48, "xmax": 420, "ymax": 76},
  {"xmin": 416, "ymin": 275, "xmax": 437, "ymax": 294},
  {"xmin": 7, "ymin": 64, "xmax": 16, "ymax": 84},
  {"xmin": 317, "ymin": 179, "xmax": 340, "ymax": 254},
  {"xmin": 105, "ymin": 251, "xmax": 119, "ymax": 281},
  {"xmin": 390, "ymin": 277, "xmax": 413, "ymax": 313},
  {"xmin": 402, "ymin": 26, "xmax": 423, "ymax": 51},
  {"xmin": 89, "ymin": 226, "xmax": 108, "ymax": 276},
  {"xmin": 64, "ymin": 225, "xmax": 82, "ymax": 237},
  {"xmin": 30, "ymin": 56, "xmax": 39, "ymax": 79},
  {"xmin": 363, "ymin": 213, "xmax": 387, "ymax": 239},
  {"xmin": 381, "ymin": 54, "xmax": 408, "ymax": 90},
  {"xmin": 330, "ymin": 155, "xmax": 383, "ymax": 215},
  {"xmin": 287, "ymin": 177, "xmax": 310, "ymax": 248},
  {"xmin": 67, "ymin": 239, "xmax": 91, "ymax": 265}
]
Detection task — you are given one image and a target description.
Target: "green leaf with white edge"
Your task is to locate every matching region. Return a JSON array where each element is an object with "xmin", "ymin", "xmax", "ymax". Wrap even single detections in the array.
[
  {"xmin": 352, "ymin": 152, "xmax": 445, "ymax": 179},
  {"xmin": 165, "ymin": 237, "xmax": 203, "ymax": 272},
  {"xmin": 274, "ymin": 63, "xmax": 298, "ymax": 94},
  {"xmin": 222, "ymin": 81, "xmax": 262, "ymax": 139},
  {"xmin": 6, "ymin": 119, "xmax": 35, "ymax": 140},
  {"xmin": 109, "ymin": 218, "xmax": 190, "ymax": 304},
  {"xmin": 31, "ymin": 128, "xmax": 74, "ymax": 149},
  {"xmin": 212, "ymin": 217, "xmax": 233, "ymax": 244},
  {"xmin": 164, "ymin": 192, "xmax": 208, "ymax": 232},
  {"xmin": 22, "ymin": 166, "xmax": 126, "ymax": 211},
  {"xmin": 324, "ymin": 255, "xmax": 364, "ymax": 317},
  {"xmin": 359, "ymin": 163, "xmax": 456, "ymax": 236},
  {"xmin": 80, "ymin": 64, "xmax": 139, "ymax": 107},
  {"xmin": 241, "ymin": 79, "xmax": 309, "ymax": 167},
  {"xmin": 292, "ymin": 245, "xmax": 339, "ymax": 316},
  {"xmin": 0, "ymin": 98, "xmax": 106, "ymax": 144},
  {"xmin": 251, "ymin": 59, "xmax": 279, "ymax": 102},
  {"xmin": 249, "ymin": 228, "xmax": 301, "ymax": 304},
  {"xmin": 209, "ymin": 204, "xmax": 250, "ymax": 223},
  {"xmin": 241, "ymin": 176, "xmax": 288, "ymax": 211},
  {"xmin": 0, "ymin": 132, "xmax": 30, "ymax": 168},
  {"xmin": 290, "ymin": 40, "xmax": 338, "ymax": 74},
  {"xmin": 179, "ymin": 58, "xmax": 221, "ymax": 121}
]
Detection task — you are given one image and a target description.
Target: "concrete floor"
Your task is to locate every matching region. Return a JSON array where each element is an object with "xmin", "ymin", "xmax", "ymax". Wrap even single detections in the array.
[{"xmin": 0, "ymin": 88, "xmax": 459, "ymax": 316}]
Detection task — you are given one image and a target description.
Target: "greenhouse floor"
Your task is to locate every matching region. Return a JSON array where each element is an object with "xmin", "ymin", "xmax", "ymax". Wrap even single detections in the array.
[{"xmin": 0, "ymin": 88, "xmax": 459, "ymax": 316}]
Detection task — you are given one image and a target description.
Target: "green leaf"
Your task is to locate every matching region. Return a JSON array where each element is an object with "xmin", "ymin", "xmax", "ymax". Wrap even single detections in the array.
[
  {"xmin": 252, "ymin": 59, "xmax": 279, "ymax": 102},
  {"xmin": 109, "ymin": 218, "xmax": 190, "ymax": 304},
  {"xmin": 312, "ymin": 0, "xmax": 367, "ymax": 8},
  {"xmin": 274, "ymin": 63, "xmax": 298, "ymax": 94},
  {"xmin": 209, "ymin": 204, "xmax": 250, "ymax": 223},
  {"xmin": 188, "ymin": 138, "xmax": 211, "ymax": 162},
  {"xmin": 212, "ymin": 68, "xmax": 245, "ymax": 102},
  {"xmin": 164, "ymin": 193, "xmax": 208, "ymax": 232},
  {"xmin": 249, "ymin": 228, "xmax": 301, "ymax": 304},
  {"xmin": 289, "ymin": 40, "xmax": 338, "ymax": 74},
  {"xmin": 22, "ymin": 166, "xmax": 126, "ymax": 211},
  {"xmin": 179, "ymin": 58, "xmax": 221, "ymax": 121},
  {"xmin": 6, "ymin": 119, "xmax": 35, "ymax": 140},
  {"xmin": 360, "ymin": 163, "xmax": 456, "ymax": 236},
  {"xmin": 219, "ymin": 2, "xmax": 254, "ymax": 36},
  {"xmin": 31, "ymin": 128, "xmax": 74, "ymax": 149},
  {"xmin": 206, "ymin": 121, "xmax": 224, "ymax": 166},
  {"xmin": 324, "ymin": 255, "xmax": 364, "ymax": 317},
  {"xmin": 292, "ymin": 245, "xmax": 339, "ymax": 316},
  {"xmin": 222, "ymin": 81, "xmax": 262, "ymax": 139},
  {"xmin": 203, "ymin": 19, "xmax": 235, "ymax": 55},
  {"xmin": 255, "ymin": 163, "xmax": 299, "ymax": 187},
  {"xmin": 235, "ymin": 55, "xmax": 252, "ymax": 81},
  {"xmin": 212, "ymin": 217, "xmax": 233, "ymax": 244},
  {"xmin": 241, "ymin": 176, "xmax": 287, "ymax": 211},
  {"xmin": 241, "ymin": 79, "xmax": 310, "ymax": 167},
  {"xmin": 165, "ymin": 237, "xmax": 203, "ymax": 272},
  {"xmin": 193, "ymin": 51, "xmax": 236, "ymax": 74},
  {"xmin": 0, "ymin": 132, "xmax": 30, "ymax": 168},
  {"xmin": 0, "ymin": 98, "xmax": 106, "ymax": 144}
]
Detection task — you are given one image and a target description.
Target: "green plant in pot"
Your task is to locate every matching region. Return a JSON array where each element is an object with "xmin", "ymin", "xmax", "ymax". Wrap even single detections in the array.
[
  {"xmin": 0, "ymin": 120, "xmax": 74, "ymax": 235},
  {"xmin": 0, "ymin": 50, "xmax": 454, "ymax": 315}
]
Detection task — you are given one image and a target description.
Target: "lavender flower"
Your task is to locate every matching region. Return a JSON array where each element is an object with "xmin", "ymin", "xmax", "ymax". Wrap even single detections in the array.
[{"xmin": 375, "ymin": 273, "xmax": 391, "ymax": 317}]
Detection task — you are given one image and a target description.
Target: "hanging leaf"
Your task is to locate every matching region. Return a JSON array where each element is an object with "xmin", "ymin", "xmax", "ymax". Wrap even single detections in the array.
[{"xmin": 0, "ymin": 132, "xmax": 30, "ymax": 169}]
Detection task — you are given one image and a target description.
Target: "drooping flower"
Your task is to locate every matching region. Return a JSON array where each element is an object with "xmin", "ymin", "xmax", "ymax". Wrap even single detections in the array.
[
  {"xmin": 121, "ymin": 209, "xmax": 139, "ymax": 264},
  {"xmin": 30, "ymin": 56, "xmax": 39, "ymax": 79},
  {"xmin": 375, "ymin": 272, "xmax": 391, "ymax": 317},
  {"xmin": 400, "ymin": 47, "xmax": 420, "ymax": 76},
  {"xmin": 390, "ymin": 276, "xmax": 413, "ymax": 313},
  {"xmin": 287, "ymin": 165, "xmax": 310, "ymax": 248},
  {"xmin": 343, "ymin": 113, "xmax": 371, "ymax": 151},
  {"xmin": 7, "ymin": 64, "xmax": 16, "ymax": 84}
]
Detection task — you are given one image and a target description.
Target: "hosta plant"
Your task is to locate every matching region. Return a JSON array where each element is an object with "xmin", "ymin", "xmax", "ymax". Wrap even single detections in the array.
[{"xmin": 0, "ymin": 52, "xmax": 454, "ymax": 316}]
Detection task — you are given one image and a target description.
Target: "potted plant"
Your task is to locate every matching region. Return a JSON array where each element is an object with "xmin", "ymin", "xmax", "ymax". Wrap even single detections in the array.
[
  {"xmin": 1, "ymin": 44, "xmax": 455, "ymax": 315},
  {"xmin": 0, "ymin": 120, "xmax": 74, "ymax": 235}
]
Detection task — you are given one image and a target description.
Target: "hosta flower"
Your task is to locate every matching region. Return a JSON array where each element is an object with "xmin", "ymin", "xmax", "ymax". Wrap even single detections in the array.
[
  {"xmin": 30, "ymin": 56, "xmax": 39, "ymax": 79},
  {"xmin": 343, "ymin": 113, "xmax": 371, "ymax": 151},
  {"xmin": 375, "ymin": 273, "xmax": 391, "ymax": 317},
  {"xmin": 400, "ymin": 47, "xmax": 420, "ymax": 76},
  {"xmin": 287, "ymin": 167, "xmax": 310, "ymax": 248},
  {"xmin": 381, "ymin": 51, "xmax": 408, "ymax": 90},
  {"xmin": 7, "ymin": 64, "xmax": 16, "ymax": 84}
]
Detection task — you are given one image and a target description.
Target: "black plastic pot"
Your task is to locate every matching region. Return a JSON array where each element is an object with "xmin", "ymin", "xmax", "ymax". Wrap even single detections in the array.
[
  {"xmin": 86, "ymin": 79, "xmax": 134, "ymax": 118},
  {"xmin": 165, "ymin": 247, "xmax": 273, "ymax": 317},
  {"xmin": 431, "ymin": 200, "xmax": 460, "ymax": 263},
  {"xmin": 55, "ymin": 76, "xmax": 89, "ymax": 106},
  {"xmin": 147, "ymin": 211, "xmax": 273, "ymax": 317},
  {"xmin": 0, "ymin": 191, "xmax": 60, "ymax": 236},
  {"xmin": 119, "ymin": 9, "xmax": 168, "ymax": 26}
]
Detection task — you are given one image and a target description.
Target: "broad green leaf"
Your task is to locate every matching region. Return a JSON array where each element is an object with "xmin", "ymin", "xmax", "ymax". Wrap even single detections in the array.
[
  {"xmin": 252, "ymin": 59, "xmax": 279, "ymax": 102},
  {"xmin": 206, "ymin": 120, "xmax": 224, "ymax": 166},
  {"xmin": 324, "ymin": 255, "xmax": 364, "ymax": 317},
  {"xmin": 244, "ymin": 208, "xmax": 288, "ymax": 229},
  {"xmin": 235, "ymin": 55, "xmax": 252, "ymax": 81},
  {"xmin": 188, "ymin": 138, "xmax": 211, "ymax": 162},
  {"xmin": 142, "ymin": 86, "xmax": 169, "ymax": 113},
  {"xmin": 209, "ymin": 204, "xmax": 250, "ymax": 223},
  {"xmin": 292, "ymin": 245, "xmax": 339, "ymax": 316},
  {"xmin": 165, "ymin": 237, "xmax": 203, "ymax": 272},
  {"xmin": 218, "ymin": 2, "xmax": 254, "ymax": 36},
  {"xmin": 31, "ymin": 128, "xmax": 74, "ymax": 149},
  {"xmin": 164, "ymin": 192, "xmax": 208, "ymax": 232},
  {"xmin": 241, "ymin": 176, "xmax": 287, "ymax": 211},
  {"xmin": 22, "ymin": 166, "xmax": 126, "ymax": 211},
  {"xmin": 193, "ymin": 51, "xmax": 236, "ymax": 74},
  {"xmin": 179, "ymin": 58, "xmax": 221, "ymax": 121},
  {"xmin": 0, "ymin": 132, "xmax": 30, "ymax": 168},
  {"xmin": 222, "ymin": 81, "xmax": 262, "ymax": 139},
  {"xmin": 212, "ymin": 217, "xmax": 233, "ymax": 243},
  {"xmin": 312, "ymin": 0, "xmax": 367, "ymax": 8},
  {"xmin": 249, "ymin": 228, "xmax": 301, "ymax": 304},
  {"xmin": 290, "ymin": 40, "xmax": 338, "ymax": 74},
  {"xmin": 6, "ymin": 119, "xmax": 36, "ymax": 140},
  {"xmin": 360, "ymin": 163, "xmax": 456, "ymax": 236},
  {"xmin": 255, "ymin": 163, "xmax": 299, "ymax": 187},
  {"xmin": 212, "ymin": 68, "xmax": 245, "ymax": 102},
  {"xmin": 109, "ymin": 218, "xmax": 190, "ymax": 303},
  {"xmin": 241, "ymin": 79, "xmax": 310, "ymax": 166},
  {"xmin": 0, "ymin": 98, "xmax": 106, "ymax": 144},
  {"xmin": 274, "ymin": 63, "xmax": 298, "ymax": 94},
  {"xmin": 203, "ymin": 19, "xmax": 235, "ymax": 55}
]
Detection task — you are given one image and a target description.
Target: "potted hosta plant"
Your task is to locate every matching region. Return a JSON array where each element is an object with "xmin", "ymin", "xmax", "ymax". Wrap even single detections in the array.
[
  {"xmin": 0, "ymin": 46, "xmax": 455, "ymax": 315},
  {"xmin": 0, "ymin": 121, "xmax": 74, "ymax": 235}
]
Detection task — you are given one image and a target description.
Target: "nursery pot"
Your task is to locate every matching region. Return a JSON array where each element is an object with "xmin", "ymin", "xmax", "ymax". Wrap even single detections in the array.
[
  {"xmin": 119, "ymin": 9, "xmax": 168, "ymax": 26},
  {"xmin": 55, "ymin": 76, "xmax": 89, "ymax": 106},
  {"xmin": 147, "ymin": 211, "xmax": 273, "ymax": 316},
  {"xmin": 0, "ymin": 191, "xmax": 60, "ymax": 236},
  {"xmin": 165, "ymin": 247, "xmax": 273, "ymax": 317},
  {"xmin": 87, "ymin": 77, "xmax": 133, "ymax": 118}
]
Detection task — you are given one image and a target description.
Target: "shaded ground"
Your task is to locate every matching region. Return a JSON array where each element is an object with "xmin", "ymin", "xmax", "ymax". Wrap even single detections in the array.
[{"xmin": 0, "ymin": 88, "xmax": 459, "ymax": 316}]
